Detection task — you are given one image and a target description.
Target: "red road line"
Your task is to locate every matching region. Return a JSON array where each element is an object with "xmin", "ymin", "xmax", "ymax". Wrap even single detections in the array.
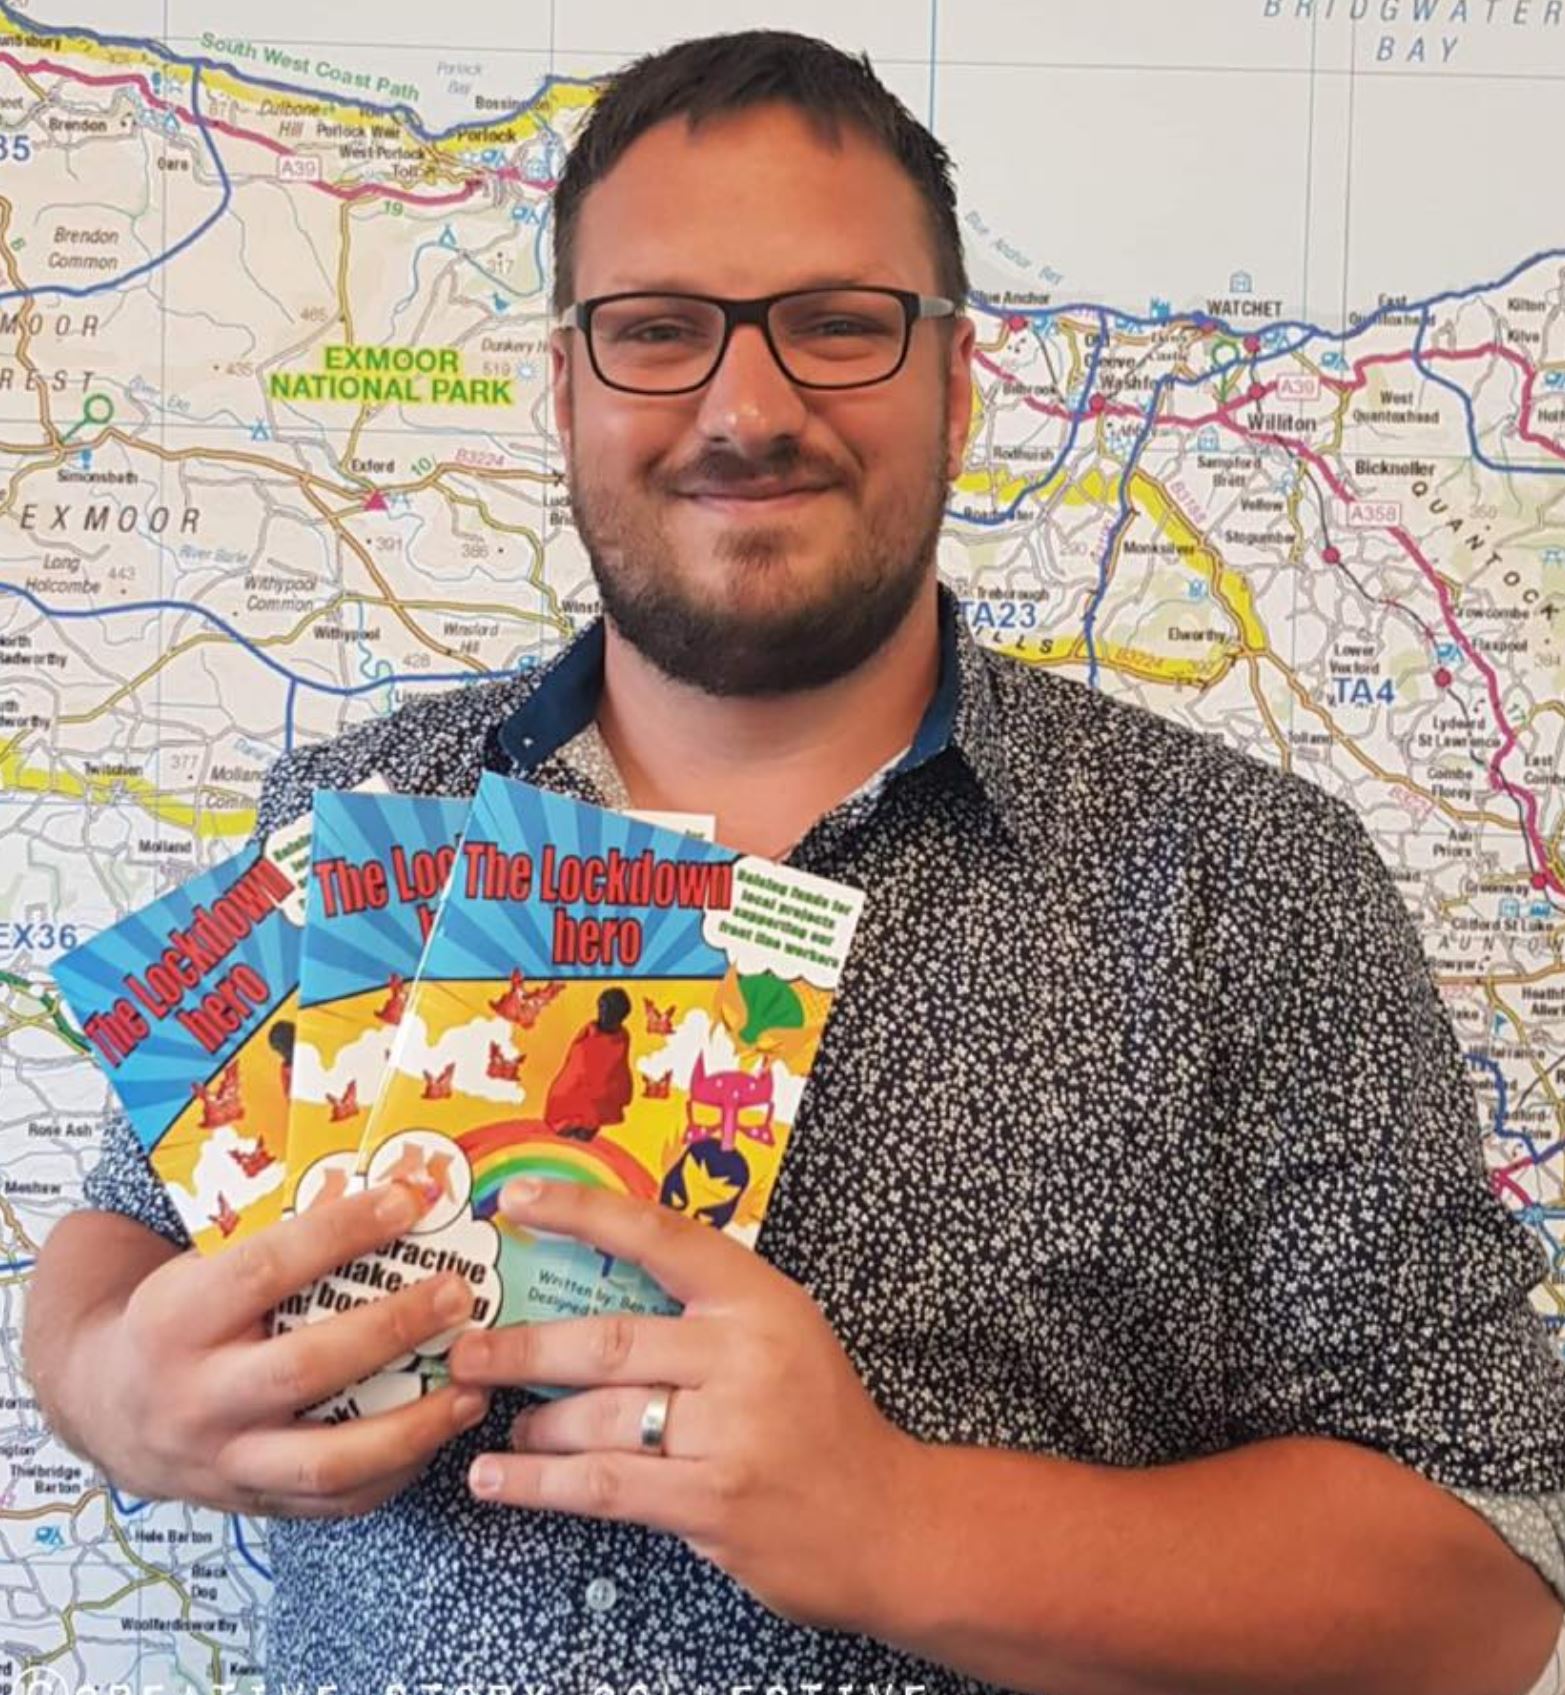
[
  {"xmin": 1323, "ymin": 339, "xmax": 1565, "ymax": 464},
  {"xmin": 1491, "ymin": 1167, "xmax": 1535, "ymax": 1206},
  {"xmin": 971, "ymin": 341, "xmax": 1563, "ymax": 891},
  {"xmin": 0, "ymin": 50, "xmax": 488, "ymax": 208}
]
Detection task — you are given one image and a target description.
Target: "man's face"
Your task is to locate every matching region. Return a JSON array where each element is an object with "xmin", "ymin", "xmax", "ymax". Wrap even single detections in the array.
[{"xmin": 551, "ymin": 101, "xmax": 975, "ymax": 697}]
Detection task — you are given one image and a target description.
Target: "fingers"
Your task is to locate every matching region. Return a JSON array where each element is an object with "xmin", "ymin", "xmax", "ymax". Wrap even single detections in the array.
[
  {"xmin": 221, "ymin": 1381, "xmax": 490, "ymax": 1508},
  {"xmin": 232, "ymin": 1453, "xmax": 430, "ymax": 1521},
  {"xmin": 466, "ymin": 1448, "xmax": 695, "ymax": 1537},
  {"xmin": 214, "ymin": 1273, "xmax": 476, "ymax": 1418},
  {"xmin": 498, "ymin": 1180, "xmax": 755, "ymax": 1309},
  {"xmin": 175, "ymin": 1180, "xmax": 433, "ymax": 1347},
  {"xmin": 509, "ymin": 1384, "xmax": 706, "ymax": 1459},
  {"xmin": 448, "ymin": 1311, "xmax": 711, "ymax": 1392}
]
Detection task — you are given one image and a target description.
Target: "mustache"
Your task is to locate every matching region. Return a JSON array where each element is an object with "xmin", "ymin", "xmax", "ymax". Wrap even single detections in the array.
[{"xmin": 658, "ymin": 443, "xmax": 849, "ymax": 495}]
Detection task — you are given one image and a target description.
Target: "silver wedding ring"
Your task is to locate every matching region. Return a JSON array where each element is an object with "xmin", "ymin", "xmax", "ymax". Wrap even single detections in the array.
[{"xmin": 638, "ymin": 1386, "xmax": 673, "ymax": 1455}]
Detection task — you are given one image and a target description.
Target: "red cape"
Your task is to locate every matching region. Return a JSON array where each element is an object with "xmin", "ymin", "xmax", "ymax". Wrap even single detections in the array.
[{"xmin": 544, "ymin": 1023, "xmax": 633, "ymax": 1130}]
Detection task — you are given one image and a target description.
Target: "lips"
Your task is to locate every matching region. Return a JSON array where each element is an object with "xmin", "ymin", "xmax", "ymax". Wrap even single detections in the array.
[{"xmin": 676, "ymin": 481, "xmax": 834, "ymax": 501}]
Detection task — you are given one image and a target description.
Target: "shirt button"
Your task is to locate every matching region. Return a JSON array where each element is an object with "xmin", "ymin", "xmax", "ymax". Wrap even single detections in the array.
[{"xmin": 585, "ymin": 1576, "xmax": 617, "ymax": 1613}]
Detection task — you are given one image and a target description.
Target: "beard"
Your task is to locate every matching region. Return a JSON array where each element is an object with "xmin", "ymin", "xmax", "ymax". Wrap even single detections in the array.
[{"xmin": 566, "ymin": 428, "xmax": 950, "ymax": 698}]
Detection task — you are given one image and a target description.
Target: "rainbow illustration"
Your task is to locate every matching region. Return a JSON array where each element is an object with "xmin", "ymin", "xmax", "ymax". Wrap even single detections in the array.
[{"xmin": 456, "ymin": 1119, "xmax": 660, "ymax": 1220}]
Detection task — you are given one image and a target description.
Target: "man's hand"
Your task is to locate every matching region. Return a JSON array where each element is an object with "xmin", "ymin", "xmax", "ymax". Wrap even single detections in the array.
[
  {"xmin": 77, "ymin": 1181, "xmax": 490, "ymax": 1518},
  {"xmin": 447, "ymin": 1177, "xmax": 922, "ymax": 1632}
]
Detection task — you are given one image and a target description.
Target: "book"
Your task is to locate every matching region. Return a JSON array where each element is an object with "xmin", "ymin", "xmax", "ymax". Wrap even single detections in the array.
[
  {"xmin": 294, "ymin": 791, "xmax": 721, "ymax": 1416},
  {"xmin": 333, "ymin": 772, "xmax": 864, "ymax": 1365},
  {"xmin": 289, "ymin": 794, "xmax": 712, "ymax": 1245},
  {"xmin": 237, "ymin": 790, "xmax": 467, "ymax": 1418},
  {"xmin": 285, "ymin": 788, "xmax": 469, "ymax": 1221},
  {"xmin": 52, "ymin": 816, "xmax": 312, "ymax": 1255}
]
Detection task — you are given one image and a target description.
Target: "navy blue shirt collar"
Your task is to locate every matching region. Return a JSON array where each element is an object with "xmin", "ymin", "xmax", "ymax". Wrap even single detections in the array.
[{"xmin": 495, "ymin": 581, "xmax": 1021, "ymax": 835}]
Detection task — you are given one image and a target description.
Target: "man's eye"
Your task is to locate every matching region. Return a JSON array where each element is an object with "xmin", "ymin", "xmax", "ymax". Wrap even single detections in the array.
[
  {"xmin": 614, "ymin": 319, "xmax": 699, "ymax": 344},
  {"xmin": 802, "ymin": 317, "xmax": 886, "ymax": 338}
]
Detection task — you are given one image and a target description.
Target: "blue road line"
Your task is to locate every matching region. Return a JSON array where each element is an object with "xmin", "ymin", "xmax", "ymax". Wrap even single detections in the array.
[
  {"xmin": 231, "ymin": 1513, "xmax": 273, "ymax": 1583},
  {"xmin": 1467, "ymin": 1050, "xmax": 1515, "ymax": 1140},
  {"xmin": 109, "ymin": 1484, "xmax": 151, "ymax": 1517},
  {"xmin": 953, "ymin": 246, "xmax": 1565, "ymax": 542},
  {"xmin": 0, "ymin": 0, "xmax": 583, "ymax": 313},
  {"xmin": 0, "ymin": 1256, "xmax": 35, "ymax": 1273},
  {"xmin": 11, "ymin": 0, "xmax": 1553, "ymax": 375},
  {"xmin": 1462, "ymin": 1056, "xmax": 1560, "ymax": 1259},
  {"xmin": 969, "ymin": 242, "xmax": 1565, "ymax": 354},
  {"xmin": 967, "ymin": 245, "xmax": 1565, "ymax": 488},
  {"xmin": 0, "ymin": 0, "xmax": 596, "ymax": 149},
  {"xmin": 1412, "ymin": 306, "xmax": 1565, "ymax": 479},
  {"xmin": 0, "ymin": 64, "xmax": 230, "ymax": 305},
  {"xmin": 1082, "ymin": 374, "xmax": 1173, "ymax": 689},
  {"xmin": 7, "ymin": 3, "xmax": 1565, "ymax": 698},
  {"xmin": 1464, "ymin": 1051, "xmax": 1556, "ymax": 1178},
  {"xmin": 949, "ymin": 310, "xmax": 1110, "ymax": 528},
  {"xmin": 0, "ymin": 581, "xmax": 506, "ymax": 699}
]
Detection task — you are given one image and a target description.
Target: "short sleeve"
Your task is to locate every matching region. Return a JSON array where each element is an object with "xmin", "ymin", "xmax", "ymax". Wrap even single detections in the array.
[
  {"xmin": 1445, "ymin": 1485, "xmax": 1565, "ymax": 1606},
  {"xmin": 1223, "ymin": 796, "xmax": 1565, "ymax": 1493},
  {"xmin": 80, "ymin": 1108, "xmax": 193, "ymax": 1251}
]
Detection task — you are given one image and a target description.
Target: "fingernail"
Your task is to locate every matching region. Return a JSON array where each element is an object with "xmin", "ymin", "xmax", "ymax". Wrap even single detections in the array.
[
  {"xmin": 433, "ymin": 1278, "xmax": 470, "ymax": 1323},
  {"xmin": 470, "ymin": 1456, "xmax": 503, "ymax": 1495},
  {"xmin": 416, "ymin": 1175, "xmax": 443, "ymax": 1205},
  {"xmin": 503, "ymin": 1177, "xmax": 543, "ymax": 1209},
  {"xmin": 453, "ymin": 1391, "xmax": 488, "ymax": 1429},
  {"xmin": 509, "ymin": 1409, "xmax": 532, "ymax": 1449},
  {"xmin": 375, "ymin": 1182, "xmax": 418, "ymax": 1227}
]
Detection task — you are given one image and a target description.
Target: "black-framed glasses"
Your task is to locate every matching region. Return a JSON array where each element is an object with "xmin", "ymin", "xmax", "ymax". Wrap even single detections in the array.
[{"xmin": 557, "ymin": 286, "xmax": 958, "ymax": 395}]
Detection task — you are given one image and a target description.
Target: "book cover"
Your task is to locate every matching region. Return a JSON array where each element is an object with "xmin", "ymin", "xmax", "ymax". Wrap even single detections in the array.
[
  {"xmin": 296, "ymin": 794, "xmax": 719, "ymax": 1415},
  {"xmin": 247, "ymin": 789, "xmax": 468, "ymax": 1418},
  {"xmin": 334, "ymin": 772, "xmax": 864, "ymax": 1359},
  {"xmin": 52, "ymin": 817, "xmax": 312, "ymax": 1255},
  {"xmin": 285, "ymin": 789, "xmax": 469, "ymax": 1220}
]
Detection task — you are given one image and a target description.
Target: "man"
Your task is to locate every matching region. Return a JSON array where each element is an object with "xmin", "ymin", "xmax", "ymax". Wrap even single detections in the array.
[{"xmin": 24, "ymin": 30, "xmax": 1565, "ymax": 1695}]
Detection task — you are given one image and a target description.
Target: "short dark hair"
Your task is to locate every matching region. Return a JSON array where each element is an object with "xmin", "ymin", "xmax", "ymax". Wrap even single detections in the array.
[
  {"xmin": 597, "ymin": 986, "xmax": 631, "ymax": 1031},
  {"xmin": 550, "ymin": 30, "xmax": 968, "ymax": 312}
]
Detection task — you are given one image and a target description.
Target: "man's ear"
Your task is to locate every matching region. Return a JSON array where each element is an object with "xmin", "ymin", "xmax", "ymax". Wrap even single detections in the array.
[
  {"xmin": 550, "ymin": 327, "xmax": 573, "ymax": 462},
  {"xmin": 944, "ymin": 313, "xmax": 976, "ymax": 483}
]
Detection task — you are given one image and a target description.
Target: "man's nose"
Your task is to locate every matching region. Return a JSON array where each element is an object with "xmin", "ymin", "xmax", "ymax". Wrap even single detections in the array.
[{"xmin": 693, "ymin": 321, "xmax": 808, "ymax": 451}]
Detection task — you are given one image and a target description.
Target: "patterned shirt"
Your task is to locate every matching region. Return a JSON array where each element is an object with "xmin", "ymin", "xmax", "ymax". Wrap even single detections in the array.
[{"xmin": 81, "ymin": 586, "xmax": 1565, "ymax": 1692}]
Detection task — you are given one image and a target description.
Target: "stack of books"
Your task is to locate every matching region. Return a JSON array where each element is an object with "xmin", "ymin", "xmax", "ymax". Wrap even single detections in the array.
[{"xmin": 53, "ymin": 773, "xmax": 865, "ymax": 1417}]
